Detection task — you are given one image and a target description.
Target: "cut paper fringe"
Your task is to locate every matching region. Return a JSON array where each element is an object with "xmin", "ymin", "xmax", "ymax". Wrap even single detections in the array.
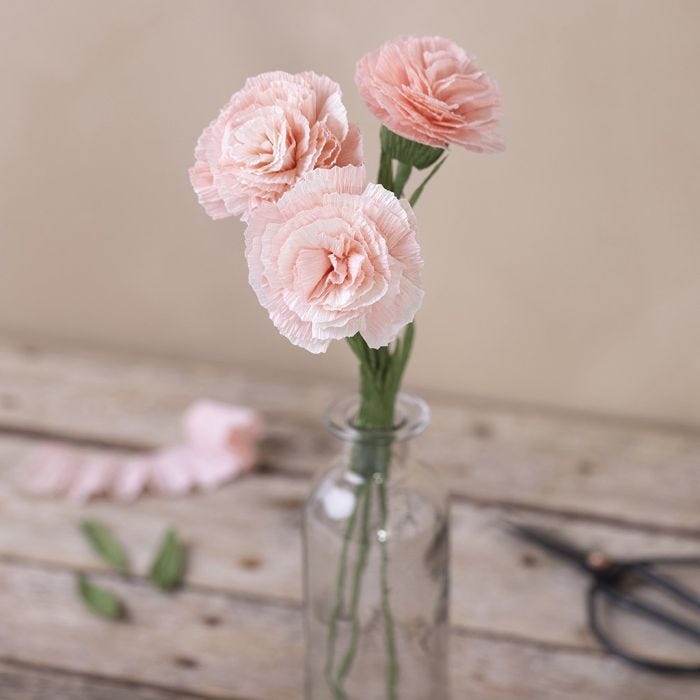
[{"xmin": 18, "ymin": 400, "xmax": 264, "ymax": 503}]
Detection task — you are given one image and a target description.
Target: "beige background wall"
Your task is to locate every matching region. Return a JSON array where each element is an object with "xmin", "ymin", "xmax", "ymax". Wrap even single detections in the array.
[{"xmin": 1, "ymin": 0, "xmax": 698, "ymax": 424}]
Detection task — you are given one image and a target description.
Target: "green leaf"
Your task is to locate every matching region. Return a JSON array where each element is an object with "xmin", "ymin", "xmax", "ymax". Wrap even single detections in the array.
[
  {"xmin": 149, "ymin": 528, "xmax": 186, "ymax": 591},
  {"xmin": 77, "ymin": 573, "xmax": 125, "ymax": 620},
  {"xmin": 380, "ymin": 126, "xmax": 444, "ymax": 170},
  {"xmin": 80, "ymin": 520, "xmax": 128, "ymax": 572},
  {"xmin": 408, "ymin": 154, "xmax": 448, "ymax": 207}
]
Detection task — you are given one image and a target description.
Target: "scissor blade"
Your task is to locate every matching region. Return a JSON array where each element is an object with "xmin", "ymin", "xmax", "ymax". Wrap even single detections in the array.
[
  {"xmin": 602, "ymin": 583, "xmax": 700, "ymax": 644},
  {"xmin": 633, "ymin": 565, "xmax": 700, "ymax": 613},
  {"xmin": 504, "ymin": 521, "xmax": 590, "ymax": 568}
]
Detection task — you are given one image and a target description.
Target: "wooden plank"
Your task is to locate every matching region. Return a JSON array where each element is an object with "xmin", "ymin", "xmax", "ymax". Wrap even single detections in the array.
[
  {"xmin": 1, "ymin": 337, "xmax": 699, "ymax": 697},
  {"xmin": 0, "ymin": 660, "xmax": 212, "ymax": 700},
  {"xmin": 0, "ymin": 338, "xmax": 698, "ymax": 531},
  {"xmin": 2, "ymin": 433, "xmax": 699, "ymax": 657},
  {"xmin": 451, "ymin": 632, "xmax": 699, "ymax": 700},
  {"xmin": 0, "ymin": 559, "xmax": 697, "ymax": 700},
  {"xmin": 0, "ymin": 560, "xmax": 302, "ymax": 700}
]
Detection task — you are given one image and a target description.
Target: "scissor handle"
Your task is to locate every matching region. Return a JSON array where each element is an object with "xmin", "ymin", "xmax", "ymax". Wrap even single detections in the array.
[{"xmin": 588, "ymin": 581, "xmax": 700, "ymax": 674}]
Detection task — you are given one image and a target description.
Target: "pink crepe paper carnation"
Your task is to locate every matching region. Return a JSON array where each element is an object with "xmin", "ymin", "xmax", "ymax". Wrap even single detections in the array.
[
  {"xmin": 355, "ymin": 36, "xmax": 503, "ymax": 153},
  {"xmin": 189, "ymin": 71, "xmax": 364, "ymax": 222},
  {"xmin": 244, "ymin": 165, "xmax": 424, "ymax": 353}
]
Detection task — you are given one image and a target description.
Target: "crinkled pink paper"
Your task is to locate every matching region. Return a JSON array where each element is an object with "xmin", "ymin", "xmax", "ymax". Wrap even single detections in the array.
[
  {"xmin": 244, "ymin": 165, "xmax": 424, "ymax": 353},
  {"xmin": 19, "ymin": 400, "xmax": 264, "ymax": 503},
  {"xmin": 189, "ymin": 70, "xmax": 363, "ymax": 223},
  {"xmin": 355, "ymin": 35, "xmax": 504, "ymax": 153}
]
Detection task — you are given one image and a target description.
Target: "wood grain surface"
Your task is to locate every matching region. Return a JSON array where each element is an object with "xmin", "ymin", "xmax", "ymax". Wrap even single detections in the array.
[{"xmin": 0, "ymin": 337, "xmax": 698, "ymax": 698}]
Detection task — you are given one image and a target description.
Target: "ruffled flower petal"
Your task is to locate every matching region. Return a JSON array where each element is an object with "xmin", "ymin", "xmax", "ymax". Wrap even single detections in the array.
[
  {"xmin": 244, "ymin": 165, "xmax": 423, "ymax": 353},
  {"xmin": 190, "ymin": 71, "xmax": 364, "ymax": 222},
  {"xmin": 356, "ymin": 36, "xmax": 503, "ymax": 152}
]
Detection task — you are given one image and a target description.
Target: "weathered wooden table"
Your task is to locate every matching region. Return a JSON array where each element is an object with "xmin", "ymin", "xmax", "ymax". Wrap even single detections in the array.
[{"xmin": 0, "ymin": 337, "xmax": 698, "ymax": 699}]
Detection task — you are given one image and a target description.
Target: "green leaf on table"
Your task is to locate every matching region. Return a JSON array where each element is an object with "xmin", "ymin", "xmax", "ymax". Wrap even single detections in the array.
[
  {"xmin": 80, "ymin": 520, "xmax": 128, "ymax": 572},
  {"xmin": 380, "ymin": 126, "xmax": 444, "ymax": 169},
  {"xmin": 77, "ymin": 573, "xmax": 125, "ymax": 620},
  {"xmin": 149, "ymin": 528, "xmax": 186, "ymax": 591}
]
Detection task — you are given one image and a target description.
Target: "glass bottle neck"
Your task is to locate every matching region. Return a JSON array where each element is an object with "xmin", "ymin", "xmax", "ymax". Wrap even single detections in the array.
[
  {"xmin": 325, "ymin": 393, "xmax": 430, "ymax": 444},
  {"xmin": 341, "ymin": 437, "xmax": 410, "ymax": 479},
  {"xmin": 325, "ymin": 393, "xmax": 428, "ymax": 479}
]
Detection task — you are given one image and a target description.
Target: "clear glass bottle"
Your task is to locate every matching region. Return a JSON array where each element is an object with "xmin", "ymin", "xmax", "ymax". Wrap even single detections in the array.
[{"xmin": 303, "ymin": 394, "xmax": 450, "ymax": 700}]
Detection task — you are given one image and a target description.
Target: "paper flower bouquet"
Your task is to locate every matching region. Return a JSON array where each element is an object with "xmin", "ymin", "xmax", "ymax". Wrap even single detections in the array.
[{"xmin": 190, "ymin": 35, "xmax": 502, "ymax": 700}]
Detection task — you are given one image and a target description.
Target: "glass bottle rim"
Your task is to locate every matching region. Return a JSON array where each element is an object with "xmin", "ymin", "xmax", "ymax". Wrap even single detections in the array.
[{"xmin": 324, "ymin": 393, "xmax": 430, "ymax": 443}]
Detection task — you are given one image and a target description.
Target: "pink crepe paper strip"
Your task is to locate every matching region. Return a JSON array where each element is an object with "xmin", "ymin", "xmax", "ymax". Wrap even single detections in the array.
[
  {"xmin": 18, "ymin": 400, "xmax": 264, "ymax": 502},
  {"xmin": 183, "ymin": 400, "xmax": 262, "ymax": 459},
  {"xmin": 23, "ymin": 446, "xmax": 81, "ymax": 497}
]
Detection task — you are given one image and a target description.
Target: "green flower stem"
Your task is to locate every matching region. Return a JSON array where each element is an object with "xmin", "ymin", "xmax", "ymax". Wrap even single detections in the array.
[
  {"xmin": 323, "ymin": 127, "xmax": 445, "ymax": 697},
  {"xmin": 393, "ymin": 162, "xmax": 412, "ymax": 199},
  {"xmin": 324, "ymin": 480, "xmax": 363, "ymax": 695},
  {"xmin": 408, "ymin": 153, "xmax": 448, "ymax": 206},
  {"xmin": 378, "ymin": 150, "xmax": 394, "ymax": 192},
  {"xmin": 329, "ymin": 336, "xmax": 407, "ymax": 697},
  {"xmin": 378, "ymin": 468, "xmax": 398, "ymax": 700},
  {"xmin": 334, "ymin": 478, "xmax": 373, "ymax": 696}
]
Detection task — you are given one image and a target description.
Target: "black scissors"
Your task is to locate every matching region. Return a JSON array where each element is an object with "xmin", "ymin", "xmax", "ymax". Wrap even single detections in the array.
[{"xmin": 506, "ymin": 521, "xmax": 700, "ymax": 674}]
